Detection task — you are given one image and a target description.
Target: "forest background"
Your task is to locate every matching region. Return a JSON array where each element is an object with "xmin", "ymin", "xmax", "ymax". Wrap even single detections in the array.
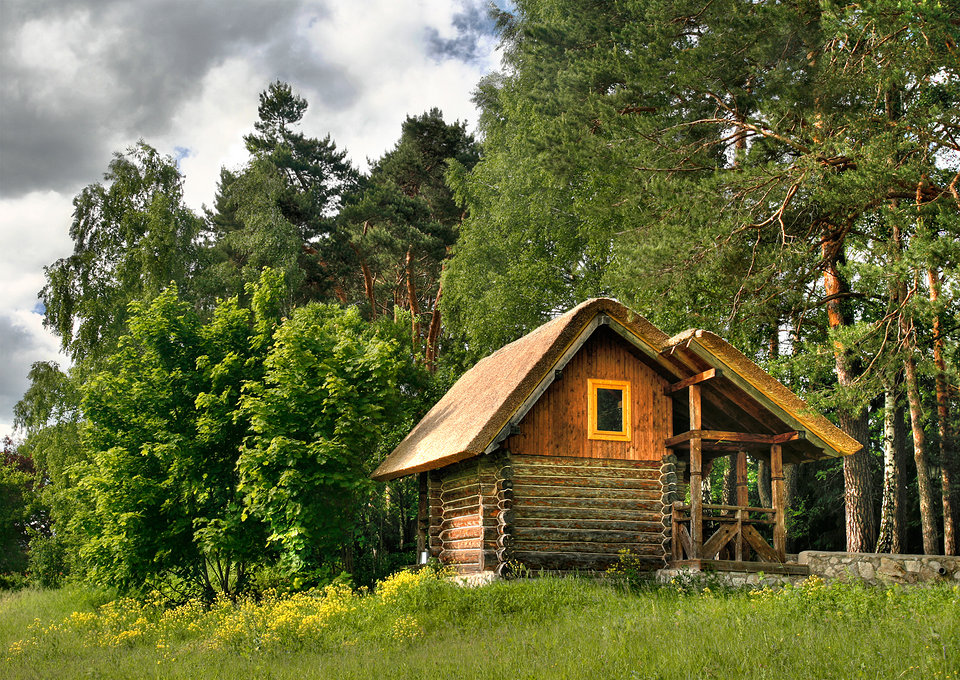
[{"xmin": 1, "ymin": 0, "xmax": 958, "ymax": 599}]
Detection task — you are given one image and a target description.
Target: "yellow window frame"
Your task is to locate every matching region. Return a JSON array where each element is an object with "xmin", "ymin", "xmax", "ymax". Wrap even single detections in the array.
[{"xmin": 587, "ymin": 378, "xmax": 631, "ymax": 441}]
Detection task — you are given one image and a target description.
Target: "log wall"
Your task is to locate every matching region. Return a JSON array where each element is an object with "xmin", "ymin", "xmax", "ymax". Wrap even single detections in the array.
[
  {"xmin": 505, "ymin": 327, "xmax": 672, "ymax": 461},
  {"xmin": 509, "ymin": 454, "xmax": 668, "ymax": 571},
  {"xmin": 430, "ymin": 454, "xmax": 511, "ymax": 573}
]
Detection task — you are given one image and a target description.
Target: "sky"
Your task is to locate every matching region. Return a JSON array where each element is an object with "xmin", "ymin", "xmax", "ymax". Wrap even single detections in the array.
[{"xmin": 0, "ymin": 0, "xmax": 503, "ymax": 439}]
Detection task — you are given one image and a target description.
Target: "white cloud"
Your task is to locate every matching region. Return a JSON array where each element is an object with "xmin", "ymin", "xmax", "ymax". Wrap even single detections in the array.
[{"xmin": 0, "ymin": 190, "xmax": 75, "ymax": 310}]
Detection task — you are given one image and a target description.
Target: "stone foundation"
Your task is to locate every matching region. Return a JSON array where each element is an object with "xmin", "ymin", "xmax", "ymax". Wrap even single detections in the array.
[
  {"xmin": 799, "ymin": 551, "xmax": 960, "ymax": 585},
  {"xmin": 451, "ymin": 571, "xmax": 500, "ymax": 587},
  {"xmin": 656, "ymin": 567, "xmax": 807, "ymax": 588}
]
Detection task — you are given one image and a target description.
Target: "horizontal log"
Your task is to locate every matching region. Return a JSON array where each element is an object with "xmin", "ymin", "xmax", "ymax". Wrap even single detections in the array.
[
  {"xmin": 480, "ymin": 505, "xmax": 503, "ymax": 520},
  {"xmin": 674, "ymin": 502, "xmax": 775, "ymax": 514},
  {"xmin": 440, "ymin": 550, "xmax": 480, "ymax": 565},
  {"xmin": 673, "ymin": 515, "xmax": 777, "ymax": 527},
  {"xmin": 511, "ymin": 539, "xmax": 665, "ymax": 555},
  {"xmin": 440, "ymin": 526, "xmax": 483, "ymax": 542},
  {"xmin": 512, "ymin": 463, "xmax": 662, "ymax": 481},
  {"xmin": 440, "ymin": 478, "xmax": 478, "ymax": 495},
  {"xmin": 665, "ymin": 430, "xmax": 801, "ymax": 448},
  {"xmin": 440, "ymin": 515, "xmax": 494, "ymax": 531},
  {"xmin": 511, "ymin": 483, "xmax": 660, "ymax": 501},
  {"xmin": 441, "ymin": 507, "xmax": 479, "ymax": 524},
  {"xmin": 512, "ymin": 474, "xmax": 661, "ymax": 491},
  {"xmin": 515, "ymin": 496, "xmax": 663, "ymax": 513},
  {"xmin": 442, "ymin": 534, "xmax": 482, "ymax": 548},
  {"xmin": 511, "ymin": 454, "xmax": 661, "ymax": 471},
  {"xmin": 511, "ymin": 467, "xmax": 661, "ymax": 482},
  {"xmin": 513, "ymin": 517, "xmax": 665, "ymax": 533},
  {"xmin": 441, "ymin": 494, "xmax": 480, "ymax": 510},
  {"xmin": 441, "ymin": 496, "xmax": 481, "ymax": 513},
  {"xmin": 439, "ymin": 467, "xmax": 482, "ymax": 486},
  {"xmin": 513, "ymin": 527, "xmax": 664, "ymax": 544}
]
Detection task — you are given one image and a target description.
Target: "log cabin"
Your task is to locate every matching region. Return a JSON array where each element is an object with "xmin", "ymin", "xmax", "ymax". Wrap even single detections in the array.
[{"xmin": 371, "ymin": 298, "xmax": 861, "ymax": 576}]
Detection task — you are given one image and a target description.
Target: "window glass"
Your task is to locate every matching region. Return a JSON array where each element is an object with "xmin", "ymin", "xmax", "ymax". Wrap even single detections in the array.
[{"xmin": 596, "ymin": 387, "xmax": 623, "ymax": 432}]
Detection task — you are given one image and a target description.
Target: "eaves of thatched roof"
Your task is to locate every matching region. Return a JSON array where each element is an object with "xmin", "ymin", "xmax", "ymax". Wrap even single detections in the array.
[{"xmin": 371, "ymin": 298, "xmax": 860, "ymax": 481}]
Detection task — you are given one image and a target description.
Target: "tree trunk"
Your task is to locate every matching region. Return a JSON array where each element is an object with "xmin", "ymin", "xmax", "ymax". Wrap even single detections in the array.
[
  {"xmin": 928, "ymin": 267, "xmax": 957, "ymax": 555},
  {"xmin": 876, "ymin": 383, "xmax": 902, "ymax": 553},
  {"xmin": 823, "ymin": 239, "xmax": 876, "ymax": 551},
  {"xmin": 702, "ymin": 459, "xmax": 713, "ymax": 503},
  {"xmin": 405, "ymin": 248, "xmax": 421, "ymax": 348},
  {"xmin": 757, "ymin": 458, "xmax": 772, "ymax": 508},
  {"xmin": 722, "ymin": 454, "xmax": 737, "ymax": 506},
  {"xmin": 903, "ymin": 348, "xmax": 939, "ymax": 554},
  {"xmin": 784, "ymin": 463, "xmax": 798, "ymax": 553},
  {"xmin": 424, "ymin": 283, "xmax": 443, "ymax": 372},
  {"xmin": 892, "ymin": 224, "xmax": 939, "ymax": 554},
  {"xmin": 894, "ymin": 399, "xmax": 910, "ymax": 553},
  {"xmin": 350, "ymin": 240, "xmax": 377, "ymax": 319}
]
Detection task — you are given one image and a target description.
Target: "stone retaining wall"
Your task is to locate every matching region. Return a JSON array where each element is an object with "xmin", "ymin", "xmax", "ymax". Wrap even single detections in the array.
[
  {"xmin": 655, "ymin": 568, "xmax": 807, "ymax": 588},
  {"xmin": 799, "ymin": 551, "xmax": 960, "ymax": 585}
]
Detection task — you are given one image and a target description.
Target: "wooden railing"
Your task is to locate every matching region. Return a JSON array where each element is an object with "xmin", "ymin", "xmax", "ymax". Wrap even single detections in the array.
[{"xmin": 672, "ymin": 502, "xmax": 784, "ymax": 564}]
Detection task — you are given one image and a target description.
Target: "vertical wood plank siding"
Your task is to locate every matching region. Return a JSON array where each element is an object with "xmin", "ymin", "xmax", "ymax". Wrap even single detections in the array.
[
  {"xmin": 505, "ymin": 327, "xmax": 672, "ymax": 461},
  {"xmin": 510, "ymin": 454, "xmax": 667, "ymax": 571}
]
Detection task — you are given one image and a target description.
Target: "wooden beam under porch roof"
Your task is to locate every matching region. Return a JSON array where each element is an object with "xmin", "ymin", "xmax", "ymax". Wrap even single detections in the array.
[{"xmin": 665, "ymin": 429, "xmax": 803, "ymax": 449}]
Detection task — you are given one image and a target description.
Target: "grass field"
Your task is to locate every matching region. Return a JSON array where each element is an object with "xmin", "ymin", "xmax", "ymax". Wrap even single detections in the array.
[{"xmin": 1, "ymin": 570, "xmax": 958, "ymax": 680}]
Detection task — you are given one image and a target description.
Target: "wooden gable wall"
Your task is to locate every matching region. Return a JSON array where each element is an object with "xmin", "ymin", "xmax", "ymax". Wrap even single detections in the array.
[{"xmin": 505, "ymin": 326, "xmax": 672, "ymax": 461}]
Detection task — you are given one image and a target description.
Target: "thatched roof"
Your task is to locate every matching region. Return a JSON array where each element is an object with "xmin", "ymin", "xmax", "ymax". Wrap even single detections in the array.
[
  {"xmin": 371, "ymin": 298, "xmax": 860, "ymax": 481},
  {"xmin": 662, "ymin": 329, "xmax": 861, "ymax": 460}
]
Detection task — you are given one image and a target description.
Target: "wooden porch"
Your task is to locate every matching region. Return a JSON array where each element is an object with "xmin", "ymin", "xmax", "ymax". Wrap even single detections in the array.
[{"xmin": 664, "ymin": 372, "xmax": 810, "ymax": 575}]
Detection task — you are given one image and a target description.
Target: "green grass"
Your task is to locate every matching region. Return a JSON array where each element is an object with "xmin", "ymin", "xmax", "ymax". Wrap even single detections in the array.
[{"xmin": 1, "ymin": 572, "xmax": 957, "ymax": 680}]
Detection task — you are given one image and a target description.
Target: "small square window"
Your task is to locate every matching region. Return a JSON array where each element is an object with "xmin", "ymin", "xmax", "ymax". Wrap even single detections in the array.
[{"xmin": 588, "ymin": 379, "xmax": 631, "ymax": 441}]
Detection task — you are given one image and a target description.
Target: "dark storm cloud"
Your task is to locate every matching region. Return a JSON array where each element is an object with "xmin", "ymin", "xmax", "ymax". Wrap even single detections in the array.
[
  {"xmin": 425, "ymin": 0, "xmax": 498, "ymax": 63},
  {"xmin": 0, "ymin": 313, "xmax": 39, "ymax": 427},
  {"xmin": 0, "ymin": 0, "xmax": 353, "ymax": 198}
]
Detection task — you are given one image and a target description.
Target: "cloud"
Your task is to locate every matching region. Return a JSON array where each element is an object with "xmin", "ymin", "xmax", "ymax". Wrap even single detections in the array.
[
  {"xmin": 0, "ymin": 0, "xmax": 335, "ymax": 198},
  {"xmin": 0, "ymin": 190, "xmax": 75, "ymax": 311},
  {"xmin": 0, "ymin": 310, "xmax": 66, "ymax": 438},
  {"xmin": 425, "ymin": 0, "xmax": 499, "ymax": 62},
  {"xmin": 0, "ymin": 189, "xmax": 74, "ymax": 437}
]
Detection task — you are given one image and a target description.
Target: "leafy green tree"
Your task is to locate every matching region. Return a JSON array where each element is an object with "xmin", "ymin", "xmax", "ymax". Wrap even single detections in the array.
[
  {"xmin": 75, "ymin": 273, "xmax": 284, "ymax": 598},
  {"xmin": 339, "ymin": 109, "xmax": 480, "ymax": 366},
  {"xmin": 0, "ymin": 437, "xmax": 45, "ymax": 578},
  {"xmin": 201, "ymin": 82, "xmax": 362, "ymax": 306},
  {"xmin": 13, "ymin": 362, "xmax": 84, "ymax": 582},
  {"xmin": 197, "ymin": 162, "xmax": 305, "ymax": 307},
  {"xmin": 238, "ymin": 304, "xmax": 406, "ymax": 574},
  {"xmin": 41, "ymin": 142, "xmax": 203, "ymax": 361}
]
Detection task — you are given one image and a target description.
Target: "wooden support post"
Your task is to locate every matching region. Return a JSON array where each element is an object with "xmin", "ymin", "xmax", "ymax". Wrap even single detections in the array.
[
  {"xmin": 771, "ymin": 444, "xmax": 786, "ymax": 563},
  {"xmin": 735, "ymin": 449, "xmax": 748, "ymax": 562},
  {"xmin": 736, "ymin": 449, "xmax": 748, "ymax": 506},
  {"xmin": 416, "ymin": 471, "xmax": 428, "ymax": 560},
  {"xmin": 689, "ymin": 384, "xmax": 703, "ymax": 559}
]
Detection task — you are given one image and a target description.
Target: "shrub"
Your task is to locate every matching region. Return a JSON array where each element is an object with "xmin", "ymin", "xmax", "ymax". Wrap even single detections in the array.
[{"xmin": 28, "ymin": 533, "xmax": 68, "ymax": 589}]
